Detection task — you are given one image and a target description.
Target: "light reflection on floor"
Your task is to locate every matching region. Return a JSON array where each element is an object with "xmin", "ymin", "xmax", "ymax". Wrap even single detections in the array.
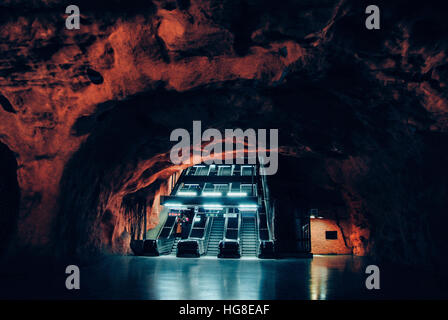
[
  {"xmin": 148, "ymin": 256, "xmax": 263, "ymax": 299},
  {"xmin": 310, "ymin": 263, "xmax": 328, "ymax": 300},
  {"xmin": 2, "ymin": 254, "xmax": 446, "ymax": 299},
  {"xmin": 77, "ymin": 255, "xmax": 371, "ymax": 300},
  {"xmin": 307, "ymin": 255, "xmax": 365, "ymax": 300}
]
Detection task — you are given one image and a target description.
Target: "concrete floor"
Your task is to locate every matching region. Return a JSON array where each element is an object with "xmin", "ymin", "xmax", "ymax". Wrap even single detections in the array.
[
  {"xmin": 72, "ymin": 255, "xmax": 371, "ymax": 300},
  {"xmin": 1, "ymin": 255, "xmax": 447, "ymax": 299}
]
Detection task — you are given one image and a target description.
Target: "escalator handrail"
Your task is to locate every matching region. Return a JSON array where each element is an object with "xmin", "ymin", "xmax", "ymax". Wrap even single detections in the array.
[
  {"xmin": 167, "ymin": 216, "xmax": 179, "ymax": 239},
  {"xmin": 255, "ymin": 208, "xmax": 261, "ymax": 256},
  {"xmin": 155, "ymin": 211, "xmax": 169, "ymax": 239},
  {"xmin": 187, "ymin": 212, "xmax": 198, "ymax": 239},
  {"xmin": 223, "ymin": 215, "xmax": 229, "ymax": 240},
  {"xmin": 258, "ymin": 157, "xmax": 274, "ymax": 241},
  {"xmin": 189, "ymin": 214, "xmax": 212, "ymax": 240},
  {"xmin": 237, "ymin": 212, "xmax": 241, "ymax": 242},
  {"xmin": 223, "ymin": 214, "xmax": 240, "ymax": 241}
]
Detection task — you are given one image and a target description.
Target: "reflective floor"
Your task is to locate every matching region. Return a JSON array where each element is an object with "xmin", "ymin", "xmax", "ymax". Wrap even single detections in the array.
[{"xmin": 1, "ymin": 255, "xmax": 447, "ymax": 299}]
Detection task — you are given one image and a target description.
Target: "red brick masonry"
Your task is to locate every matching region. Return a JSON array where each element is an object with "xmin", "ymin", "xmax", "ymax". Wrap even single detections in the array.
[{"xmin": 311, "ymin": 218, "xmax": 352, "ymax": 254}]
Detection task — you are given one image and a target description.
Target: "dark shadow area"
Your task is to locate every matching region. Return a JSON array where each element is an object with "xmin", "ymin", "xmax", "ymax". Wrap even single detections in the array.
[{"xmin": 0, "ymin": 142, "xmax": 20, "ymax": 256}]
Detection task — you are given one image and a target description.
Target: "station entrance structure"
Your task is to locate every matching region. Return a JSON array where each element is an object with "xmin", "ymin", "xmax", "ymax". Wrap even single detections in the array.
[{"xmin": 141, "ymin": 163, "xmax": 275, "ymax": 258}]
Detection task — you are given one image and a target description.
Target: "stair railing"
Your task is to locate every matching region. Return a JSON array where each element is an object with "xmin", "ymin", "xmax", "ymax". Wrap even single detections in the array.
[
  {"xmin": 223, "ymin": 215, "xmax": 229, "ymax": 240},
  {"xmin": 259, "ymin": 157, "xmax": 274, "ymax": 241},
  {"xmin": 256, "ymin": 209, "xmax": 261, "ymax": 257},
  {"xmin": 156, "ymin": 216, "xmax": 178, "ymax": 255},
  {"xmin": 237, "ymin": 212, "xmax": 242, "ymax": 242},
  {"xmin": 187, "ymin": 212, "xmax": 198, "ymax": 239}
]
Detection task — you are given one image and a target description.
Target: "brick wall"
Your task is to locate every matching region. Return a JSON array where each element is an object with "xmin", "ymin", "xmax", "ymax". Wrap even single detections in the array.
[{"xmin": 311, "ymin": 218, "xmax": 352, "ymax": 254}]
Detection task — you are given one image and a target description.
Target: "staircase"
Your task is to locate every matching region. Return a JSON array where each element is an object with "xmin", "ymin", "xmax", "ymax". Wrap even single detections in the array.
[
  {"xmin": 157, "ymin": 238, "xmax": 176, "ymax": 255},
  {"xmin": 241, "ymin": 217, "xmax": 258, "ymax": 257},
  {"xmin": 170, "ymin": 237, "xmax": 181, "ymax": 256},
  {"xmin": 206, "ymin": 217, "xmax": 225, "ymax": 256}
]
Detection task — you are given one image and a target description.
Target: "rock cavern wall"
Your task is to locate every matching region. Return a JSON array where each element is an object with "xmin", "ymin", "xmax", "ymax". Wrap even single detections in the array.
[{"xmin": 0, "ymin": 0, "xmax": 447, "ymax": 274}]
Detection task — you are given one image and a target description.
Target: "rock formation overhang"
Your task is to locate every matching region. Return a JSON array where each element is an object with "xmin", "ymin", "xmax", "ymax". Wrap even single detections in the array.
[{"xmin": 0, "ymin": 0, "xmax": 447, "ymax": 271}]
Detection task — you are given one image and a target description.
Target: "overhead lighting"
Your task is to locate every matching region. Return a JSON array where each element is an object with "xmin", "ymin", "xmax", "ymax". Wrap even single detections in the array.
[
  {"xmin": 227, "ymin": 192, "xmax": 247, "ymax": 197},
  {"xmin": 202, "ymin": 192, "xmax": 222, "ymax": 197},
  {"xmin": 204, "ymin": 204, "xmax": 223, "ymax": 210},
  {"xmin": 165, "ymin": 202, "xmax": 184, "ymax": 208},
  {"xmin": 177, "ymin": 191, "xmax": 197, "ymax": 196},
  {"xmin": 310, "ymin": 215, "xmax": 316, "ymax": 219},
  {"xmin": 238, "ymin": 204, "xmax": 257, "ymax": 211},
  {"xmin": 239, "ymin": 204, "xmax": 257, "ymax": 208}
]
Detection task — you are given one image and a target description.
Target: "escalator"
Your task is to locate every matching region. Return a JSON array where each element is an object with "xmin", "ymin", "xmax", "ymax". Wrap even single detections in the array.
[
  {"xmin": 157, "ymin": 215, "xmax": 178, "ymax": 255},
  {"xmin": 170, "ymin": 237, "xmax": 181, "ymax": 256},
  {"xmin": 217, "ymin": 214, "xmax": 241, "ymax": 258},
  {"xmin": 206, "ymin": 217, "xmax": 225, "ymax": 256},
  {"xmin": 132, "ymin": 162, "xmax": 276, "ymax": 258},
  {"xmin": 176, "ymin": 212, "xmax": 211, "ymax": 257},
  {"xmin": 240, "ymin": 217, "xmax": 258, "ymax": 257}
]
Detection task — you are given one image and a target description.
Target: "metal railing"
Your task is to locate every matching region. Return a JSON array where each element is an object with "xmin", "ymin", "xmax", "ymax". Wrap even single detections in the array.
[
  {"xmin": 236, "ymin": 213, "xmax": 242, "ymax": 242},
  {"xmin": 259, "ymin": 159, "xmax": 275, "ymax": 241},
  {"xmin": 223, "ymin": 213, "xmax": 241, "ymax": 242},
  {"xmin": 255, "ymin": 209, "xmax": 261, "ymax": 257},
  {"xmin": 156, "ymin": 216, "xmax": 178, "ymax": 255},
  {"xmin": 187, "ymin": 213, "xmax": 212, "ymax": 255},
  {"xmin": 155, "ymin": 209, "xmax": 170, "ymax": 239},
  {"xmin": 187, "ymin": 212, "xmax": 198, "ymax": 239}
]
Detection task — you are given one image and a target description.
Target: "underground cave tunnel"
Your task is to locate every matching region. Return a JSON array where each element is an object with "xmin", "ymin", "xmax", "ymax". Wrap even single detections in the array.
[
  {"xmin": 51, "ymin": 86, "xmax": 373, "ymax": 261},
  {"xmin": 1, "ymin": 78, "xmax": 448, "ymax": 300}
]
